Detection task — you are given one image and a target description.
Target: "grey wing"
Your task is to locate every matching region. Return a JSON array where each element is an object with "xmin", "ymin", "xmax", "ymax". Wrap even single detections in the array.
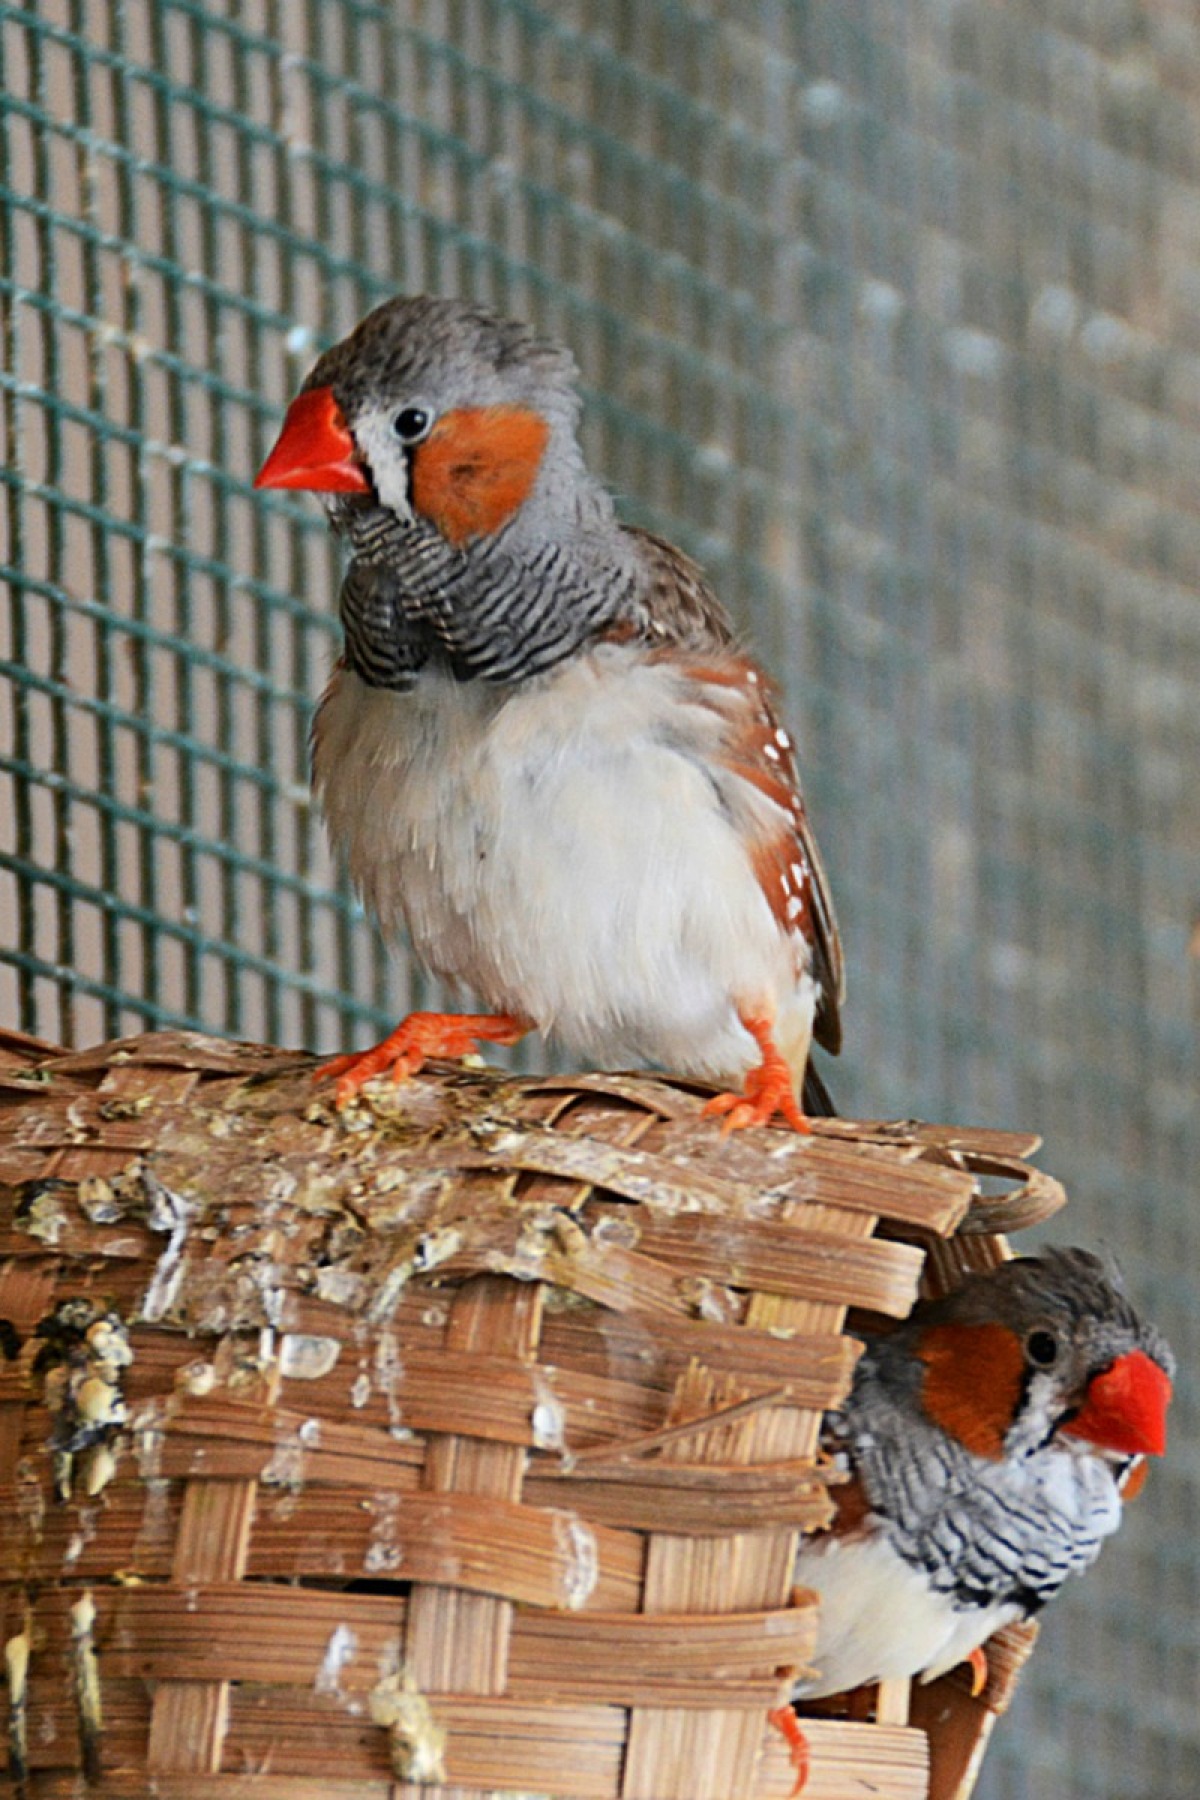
[{"xmin": 623, "ymin": 527, "xmax": 738, "ymax": 650}]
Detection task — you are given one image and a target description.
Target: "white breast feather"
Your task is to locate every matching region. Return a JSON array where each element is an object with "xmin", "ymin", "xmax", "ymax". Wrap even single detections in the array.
[
  {"xmin": 312, "ymin": 646, "xmax": 813, "ymax": 1079},
  {"xmin": 793, "ymin": 1531, "xmax": 1020, "ymax": 1697}
]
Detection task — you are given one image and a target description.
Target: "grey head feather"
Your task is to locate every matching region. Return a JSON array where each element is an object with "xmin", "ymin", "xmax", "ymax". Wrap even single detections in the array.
[
  {"xmin": 895, "ymin": 1246, "xmax": 1174, "ymax": 1383},
  {"xmin": 303, "ymin": 295, "xmax": 583, "ymax": 434},
  {"xmin": 834, "ymin": 1247, "xmax": 1173, "ymax": 1616},
  {"xmin": 302, "ymin": 296, "xmax": 738, "ymax": 684}
]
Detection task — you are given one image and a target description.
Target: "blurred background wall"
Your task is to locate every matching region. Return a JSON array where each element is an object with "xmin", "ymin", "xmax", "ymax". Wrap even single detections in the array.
[{"xmin": 1, "ymin": 3, "xmax": 1197, "ymax": 1795}]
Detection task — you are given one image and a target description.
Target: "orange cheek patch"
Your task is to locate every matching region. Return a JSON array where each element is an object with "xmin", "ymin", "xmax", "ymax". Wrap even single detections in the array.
[
  {"xmin": 411, "ymin": 405, "xmax": 550, "ymax": 544},
  {"xmin": 915, "ymin": 1322, "xmax": 1026, "ymax": 1461}
]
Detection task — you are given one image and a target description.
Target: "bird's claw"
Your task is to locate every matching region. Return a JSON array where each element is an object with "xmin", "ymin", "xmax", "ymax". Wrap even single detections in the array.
[
  {"xmin": 700, "ymin": 1010, "xmax": 812, "ymax": 1134},
  {"xmin": 315, "ymin": 1011, "xmax": 527, "ymax": 1108},
  {"xmin": 701, "ymin": 1059, "xmax": 811, "ymax": 1135},
  {"xmin": 964, "ymin": 1645, "xmax": 988, "ymax": 1697},
  {"xmin": 768, "ymin": 1704, "xmax": 810, "ymax": 1796}
]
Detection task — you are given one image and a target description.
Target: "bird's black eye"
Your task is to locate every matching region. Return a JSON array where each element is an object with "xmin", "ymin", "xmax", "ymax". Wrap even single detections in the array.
[
  {"xmin": 1026, "ymin": 1329, "xmax": 1060, "ymax": 1369},
  {"xmin": 393, "ymin": 405, "xmax": 434, "ymax": 445}
]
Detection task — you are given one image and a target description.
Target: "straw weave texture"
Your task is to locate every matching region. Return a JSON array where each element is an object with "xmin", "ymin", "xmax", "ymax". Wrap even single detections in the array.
[{"xmin": 0, "ymin": 1031, "xmax": 1059, "ymax": 1798}]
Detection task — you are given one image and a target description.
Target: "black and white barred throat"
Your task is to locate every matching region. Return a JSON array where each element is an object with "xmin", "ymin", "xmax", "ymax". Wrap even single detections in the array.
[{"xmin": 334, "ymin": 503, "xmax": 638, "ymax": 690}]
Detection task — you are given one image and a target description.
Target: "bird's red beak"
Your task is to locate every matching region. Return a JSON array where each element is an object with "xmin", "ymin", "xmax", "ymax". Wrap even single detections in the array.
[
  {"xmin": 254, "ymin": 386, "xmax": 370, "ymax": 494},
  {"xmin": 1062, "ymin": 1349, "xmax": 1172, "ymax": 1457}
]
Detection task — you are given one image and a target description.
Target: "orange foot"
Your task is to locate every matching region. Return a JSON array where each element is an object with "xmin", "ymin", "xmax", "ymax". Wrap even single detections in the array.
[
  {"xmin": 318, "ymin": 1011, "xmax": 529, "ymax": 1109},
  {"xmin": 702, "ymin": 1012, "xmax": 811, "ymax": 1135},
  {"xmin": 767, "ymin": 1704, "xmax": 810, "ymax": 1797}
]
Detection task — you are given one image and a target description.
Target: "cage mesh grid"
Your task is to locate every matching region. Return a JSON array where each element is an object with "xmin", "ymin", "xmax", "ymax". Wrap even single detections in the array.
[{"xmin": 1, "ymin": 2, "xmax": 1198, "ymax": 1796}]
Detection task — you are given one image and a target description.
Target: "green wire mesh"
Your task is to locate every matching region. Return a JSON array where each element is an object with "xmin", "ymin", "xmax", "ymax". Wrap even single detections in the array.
[{"xmin": 2, "ymin": 3, "xmax": 1198, "ymax": 1797}]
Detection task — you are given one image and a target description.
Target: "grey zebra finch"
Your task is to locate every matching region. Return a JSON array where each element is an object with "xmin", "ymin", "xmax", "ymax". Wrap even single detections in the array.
[
  {"xmin": 792, "ymin": 1246, "xmax": 1172, "ymax": 1702},
  {"xmin": 255, "ymin": 295, "xmax": 842, "ymax": 1125}
]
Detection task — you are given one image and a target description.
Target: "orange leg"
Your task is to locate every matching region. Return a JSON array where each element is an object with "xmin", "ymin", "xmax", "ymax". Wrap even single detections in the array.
[
  {"xmin": 701, "ymin": 1011, "xmax": 811, "ymax": 1134},
  {"xmin": 317, "ymin": 1011, "xmax": 529, "ymax": 1108},
  {"xmin": 767, "ymin": 1704, "xmax": 810, "ymax": 1797}
]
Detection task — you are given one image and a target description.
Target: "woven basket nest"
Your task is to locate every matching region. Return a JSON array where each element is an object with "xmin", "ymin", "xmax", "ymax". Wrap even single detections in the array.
[{"xmin": 0, "ymin": 1027, "xmax": 1068, "ymax": 1800}]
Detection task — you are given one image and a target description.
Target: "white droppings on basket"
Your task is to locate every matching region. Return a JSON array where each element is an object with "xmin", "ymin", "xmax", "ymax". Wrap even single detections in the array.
[
  {"xmin": 680, "ymin": 1276, "xmax": 742, "ymax": 1324},
  {"xmin": 80, "ymin": 1442, "xmax": 119, "ymax": 1497},
  {"xmin": 374, "ymin": 1330, "xmax": 409, "ymax": 1438},
  {"xmin": 139, "ymin": 1174, "xmax": 195, "ymax": 1323},
  {"xmin": 591, "ymin": 1211, "xmax": 640, "ymax": 1250},
  {"xmin": 364, "ymin": 1492, "xmax": 404, "ymax": 1574},
  {"xmin": 174, "ymin": 1359, "xmax": 217, "ymax": 1397},
  {"xmin": 550, "ymin": 1213, "xmax": 589, "ymax": 1259},
  {"xmin": 64, "ymin": 1100, "xmax": 91, "ymax": 1143},
  {"xmin": 17, "ymin": 1186, "xmax": 68, "ymax": 1244},
  {"xmin": 366, "ymin": 1260, "xmax": 415, "ymax": 1325},
  {"xmin": 350, "ymin": 1371, "xmax": 372, "ymax": 1409},
  {"xmin": 369, "ymin": 1670, "xmax": 447, "ymax": 1784},
  {"xmin": 77, "ymin": 1174, "xmax": 120, "ymax": 1222},
  {"xmin": 531, "ymin": 1370, "xmax": 566, "ymax": 1451},
  {"xmin": 15, "ymin": 1458, "xmax": 45, "ymax": 1543},
  {"xmin": 279, "ymin": 1333, "xmax": 342, "ymax": 1380},
  {"xmin": 315, "ymin": 1622, "xmax": 358, "ymax": 1698},
  {"xmin": 554, "ymin": 1514, "xmax": 599, "ymax": 1609},
  {"xmin": 263, "ymin": 1413, "xmax": 318, "ymax": 1493},
  {"xmin": 256, "ymin": 1267, "xmax": 286, "ymax": 1330},
  {"xmin": 375, "ymin": 1632, "xmax": 403, "ymax": 1683},
  {"xmin": 130, "ymin": 1400, "xmax": 171, "ymax": 1558},
  {"xmin": 68, "ymin": 1504, "xmax": 101, "ymax": 1562},
  {"xmin": 315, "ymin": 1264, "xmax": 365, "ymax": 1306},
  {"xmin": 413, "ymin": 1225, "xmax": 464, "ymax": 1272}
]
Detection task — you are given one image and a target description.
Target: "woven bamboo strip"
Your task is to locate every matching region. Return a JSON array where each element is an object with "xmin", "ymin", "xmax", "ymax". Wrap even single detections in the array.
[
  {"xmin": 0, "ymin": 1147, "xmax": 58, "ymax": 1184},
  {"xmin": 220, "ymin": 1693, "xmax": 627, "ymax": 1797},
  {"xmin": 0, "ymin": 1477, "xmax": 643, "ymax": 1604},
  {"xmin": 0, "ymin": 1260, "xmax": 51, "ymax": 1486},
  {"xmin": 523, "ymin": 1460, "xmax": 833, "ymax": 1533},
  {"xmin": 156, "ymin": 1398, "xmax": 428, "ymax": 1482},
  {"xmin": 22, "ymin": 1726, "xmax": 928, "ymax": 1800},
  {"xmin": 146, "ymin": 1468, "xmax": 258, "ymax": 1771},
  {"xmin": 0, "ymin": 1220, "xmax": 153, "ymax": 1263},
  {"xmin": 739, "ymin": 1205, "xmax": 877, "ymax": 1451},
  {"xmin": 245, "ymin": 1487, "xmax": 643, "ymax": 1607},
  {"xmin": 616, "ymin": 1211, "xmax": 924, "ymax": 1314},
  {"xmin": 41, "ymin": 1585, "xmax": 409, "ymax": 1688},
  {"xmin": 623, "ymin": 1205, "xmax": 877, "ymax": 1797},
  {"xmin": 139, "ymin": 1101, "xmax": 264, "ymax": 1778},
  {"xmin": 159, "ymin": 1352, "xmax": 664, "ymax": 1461},
  {"xmin": 922, "ymin": 1232, "xmax": 1013, "ymax": 1294},
  {"xmin": 23, "ymin": 1781, "xmax": 395, "ymax": 1799},
  {"xmin": 13, "ymin": 1675, "xmax": 150, "ymax": 1775},
  {"xmin": 537, "ymin": 1306, "xmax": 861, "ymax": 1396},
  {"xmin": 0, "ymin": 1483, "xmax": 185, "ymax": 1580},
  {"xmin": 633, "ymin": 1122, "xmax": 972, "ymax": 1232},
  {"xmin": 442, "ymin": 1226, "xmax": 699, "ymax": 1318},
  {"xmin": 522, "ymin": 1072, "xmax": 710, "ymax": 1120},
  {"xmin": 25, "ymin": 1587, "xmax": 817, "ymax": 1701},
  {"xmin": 759, "ymin": 1718, "xmax": 929, "ymax": 1799},
  {"xmin": 507, "ymin": 1604, "xmax": 818, "ymax": 1707},
  {"xmin": 875, "ymin": 1676, "xmax": 912, "ymax": 1725},
  {"xmin": 405, "ymin": 1275, "xmax": 542, "ymax": 1708}
]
